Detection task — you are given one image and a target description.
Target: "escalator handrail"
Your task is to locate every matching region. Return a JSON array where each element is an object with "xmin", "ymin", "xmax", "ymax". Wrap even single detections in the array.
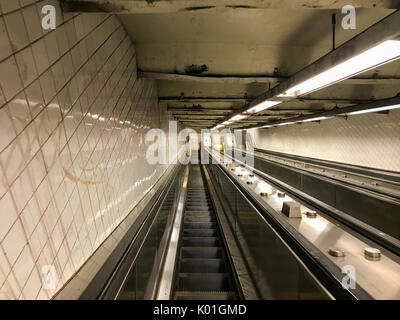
[
  {"xmin": 224, "ymin": 148, "xmax": 400, "ymax": 256},
  {"xmin": 79, "ymin": 164, "xmax": 183, "ymax": 300}
]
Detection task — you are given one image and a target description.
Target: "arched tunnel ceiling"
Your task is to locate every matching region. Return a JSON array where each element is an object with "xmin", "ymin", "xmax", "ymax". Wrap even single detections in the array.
[{"xmin": 62, "ymin": 1, "xmax": 400, "ymax": 129}]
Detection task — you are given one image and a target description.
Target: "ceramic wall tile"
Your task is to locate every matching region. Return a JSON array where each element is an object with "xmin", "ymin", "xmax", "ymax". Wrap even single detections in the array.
[
  {"xmin": 251, "ymin": 109, "xmax": 400, "ymax": 171},
  {"xmin": 22, "ymin": 4, "xmax": 43, "ymax": 43},
  {"xmin": 0, "ymin": 104, "xmax": 17, "ymax": 152},
  {"xmin": 0, "ymin": 1, "xmax": 174, "ymax": 300},
  {"xmin": 0, "ymin": 56, "xmax": 23, "ymax": 102},
  {"xmin": 0, "ymin": 16, "xmax": 12, "ymax": 61},
  {"xmin": 2, "ymin": 219, "xmax": 27, "ymax": 266},
  {"xmin": 3, "ymin": 10, "xmax": 29, "ymax": 52},
  {"xmin": 31, "ymin": 38, "xmax": 50, "ymax": 75},
  {"xmin": 15, "ymin": 47, "xmax": 38, "ymax": 87},
  {"xmin": 0, "ymin": 1, "xmax": 20, "ymax": 14},
  {"xmin": 0, "ymin": 191, "xmax": 18, "ymax": 242}
]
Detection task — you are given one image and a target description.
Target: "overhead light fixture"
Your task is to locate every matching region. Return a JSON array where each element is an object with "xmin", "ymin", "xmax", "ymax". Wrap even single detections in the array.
[
  {"xmin": 348, "ymin": 104, "xmax": 400, "ymax": 115},
  {"xmin": 230, "ymin": 114, "xmax": 247, "ymax": 122},
  {"xmin": 277, "ymin": 121, "xmax": 295, "ymax": 126},
  {"xmin": 246, "ymin": 101, "xmax": 282, "ymax": 114},
  {"xmin": 302, "ymin": 116, "xmax": 328, "ymax": 122},
  {"xmin": 279, "ymin": 40, "xmax": 400, "ymax": 97},
  {"xmin": 216, "ymin": 124, "xmax": 224, "ymax": 128}
]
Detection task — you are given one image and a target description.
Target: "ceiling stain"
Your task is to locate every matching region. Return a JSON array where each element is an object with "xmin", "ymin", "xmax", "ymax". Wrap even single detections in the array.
[
  {"xmin": 185, "ymin": 64, "xmax": 209, "ymax": 75},
  {"xmin": 183, "ymin": 6, "xmax": 216, "ymax": 11}
]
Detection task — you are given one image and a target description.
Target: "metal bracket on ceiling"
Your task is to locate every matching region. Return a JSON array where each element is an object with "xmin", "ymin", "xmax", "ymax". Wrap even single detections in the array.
[{"xmin": 332, "ymin": 13, "xmax": 336, "ymax": 51}]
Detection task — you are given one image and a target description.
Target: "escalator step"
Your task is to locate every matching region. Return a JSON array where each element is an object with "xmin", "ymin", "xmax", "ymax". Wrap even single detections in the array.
[
  {"xmin": 187, "ymin": 200, "xmax": 210, "ymax": 203},
  {"xmin": 186, "ymin": 207, "xmax": 212, "ymax": 211},
  {"xmin": 181, "ymin": 247, "xmax": 222, "ymax": 259},
  {"xmin": 177, "ymin": 273, "xmax": 231, "ymax": 291},
  {"xmin": 183, "ymin": 229, "xmax": 219, "ymax": 237},
  {"xmin": 187, "ymin": 196, "xmax": 210, "ymax": 199},
  {"xmin": 184, "ymin": 217, "xmax": 214, "ymax": 223},
  {"xmin": 186, "ymin": 204, "xmax": 212, "ymax": 208},
  {"xmin": 182, "ymin": 237, "xmax": 220, "ymax": 247},
  {"xmin": 184, "ymin": 222, "xmax": 216, "ymax": 229},
  {"xmin": 185, "ymin": 211, "xmax": 212, "ymax": 217},
  {"xmin": 180, "ymin": 258, "xmax": 226, "ymax": 273},
  {"xmin": 174, "ymin": 291, "xmax": 236, "ymax": 300}
]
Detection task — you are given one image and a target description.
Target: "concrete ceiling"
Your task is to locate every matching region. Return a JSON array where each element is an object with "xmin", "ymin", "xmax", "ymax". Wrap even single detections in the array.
[{"xmin": 62, "ymin": 1, "xmax": 400, "ymax": 129}]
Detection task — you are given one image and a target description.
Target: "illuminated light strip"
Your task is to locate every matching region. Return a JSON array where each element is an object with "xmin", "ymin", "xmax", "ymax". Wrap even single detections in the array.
[
  {"xmin": 230, "ymin": 114, "xmax": 248, "ymax": 122},
  {"xmin": 222, "ymin": 121, "xmax": 232, "ymax": 125},
  {"xmin": 246, "ymin": 101, "xmax": 282, "ymax": 114},
  {"xmin": 348, "ymin": 104, "xmax": 400, "ymax": 115},
  {"xmin": 212, "ymin": 124, "xmax": 224, "ymax": 130},
  {"xmin": 277, "ymin": 121, "xmax": 295, "ymax": 126},
  {"xmin": 279, "ymin": 40, "xmax": 400, "ymax": 98},
  {"xmin": 258, "ymin": 102, "xmax": 400, "ymax": 129},
  {"xmin": 302, "ymin": 116, "xmax": 328, "ymax": 122}
]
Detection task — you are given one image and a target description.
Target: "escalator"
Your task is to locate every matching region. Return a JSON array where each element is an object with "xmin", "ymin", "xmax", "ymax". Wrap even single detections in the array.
[
  {"xmin": 173, "ymin": 152, "xmax": 239, "ymax": 299},
  {"xmin": 76, "ymin": 150, "xmax": 333, "ymax": 301}
]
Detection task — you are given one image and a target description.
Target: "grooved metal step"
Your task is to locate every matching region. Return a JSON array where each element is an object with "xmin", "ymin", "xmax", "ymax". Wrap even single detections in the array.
[
  {"xmin": 181, "ymin": 247, "xmax": 222, "ymax": 259},
  {"xmin": 184, "ymin": 222, "xmax": 217, "ymax": 229},
  {"xmin": 185, "ymin": 210, "xmax": 213, "ymax": 215},
  {"xmin": 184, "ymin": 217, "xmax": 214, "ymax": 223},
  {"xmin": 174, "ymin": 291, "xmax": 236, "ymax": 300},
  {"xmin": 183, "ymin": 229, "xmax": 219, "ymax": 237},
  {"xmin": 185, "ymin": 214, "xmax": 212, "ymax": 219},
  {"xmin": 186, "ymin": 206, "xmax": 212, "ymax": 211},
  {"xmin": 182, "ymin": 236, "xmax": 220, "ymax": 247},
  {"xmin": 180, "ymin": 258, "xmax": 226, "ymax": 273},
  {"xmin": 177, "ymin": 273, "xmax": 231, "ymax": 291}
]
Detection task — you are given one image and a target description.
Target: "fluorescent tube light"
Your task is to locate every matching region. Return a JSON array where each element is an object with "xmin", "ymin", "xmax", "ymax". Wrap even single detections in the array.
[
  {"xmin": 279, "ymin": 40, "xmax": 400, "ymax": 97},
  {"xmin": 222, "ymin": 121, "xmax": 232, "ymax": 125},
  {"xmin": 246, "ymin": 101, "xmax": 282, "ymax": 114},
  {"xmin": 230, "ymin": 114, "xmax": 247, "ymax": 122},
  {"xmin": 277, "ymin": 121, "xmax": 295, "ymax": 126},
  {"xmin": 349, "ymin": 104, "xmax": 400, "ymax": 115},
  {"xmin": 302, "ymin": 116, "xmax": 328, "ymax": 122}
]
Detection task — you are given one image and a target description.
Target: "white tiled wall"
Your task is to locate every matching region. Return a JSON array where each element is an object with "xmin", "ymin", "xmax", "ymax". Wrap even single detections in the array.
[
  {"xmin": 0, "ymin": 1, "xmax": 171, "ymax": 299},
  {"xmin": 249, "ymin": 109, "xmax": 400, "ymax": 171}
]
